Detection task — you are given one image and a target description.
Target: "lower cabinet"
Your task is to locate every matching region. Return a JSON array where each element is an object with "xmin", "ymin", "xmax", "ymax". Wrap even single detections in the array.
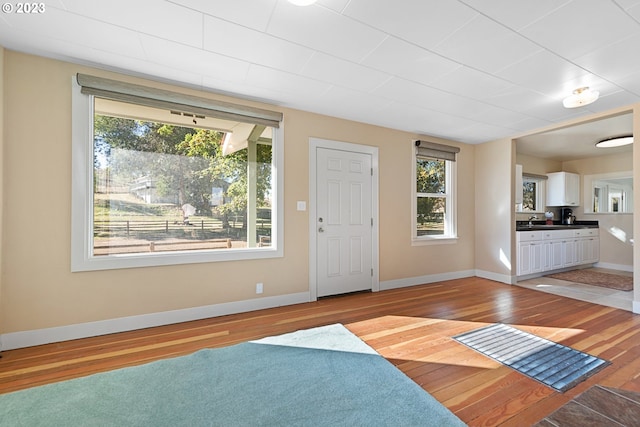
[{"xmin": 516, "ymin": 228, "xmax": 599, "ymax": 277}]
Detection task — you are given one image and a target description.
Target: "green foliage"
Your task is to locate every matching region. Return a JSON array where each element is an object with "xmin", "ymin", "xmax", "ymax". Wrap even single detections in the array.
[
  {"xmin": 93, "ymin": 115, "xmax": 272, "ymax": 224},
  {"xmin": 416, "ymin": 158, "xmax": 446, "ymax": 231},
  {"xmin": 522, "ymin": 182, "xmax": 536, "ymax": 211}
]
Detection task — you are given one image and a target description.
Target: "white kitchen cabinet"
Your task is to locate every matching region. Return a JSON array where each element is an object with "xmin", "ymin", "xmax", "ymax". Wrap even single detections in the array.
[
  {"xmin": 562, "ymin": 239, "xmax": 578, "ymax": 267},
  {"xmin": 546, "ymin": 172, "xmax": 580, "ymax": 206},
  {"xmin": 545, "ymin": 239, "xmax": 563, "ymax": 270},
  {"xmin": 516, "ymin": 231, "xmax": 544, "ymax": 276},
  {"xmin": 575, "ymin": 229, "xmax": 599, "ymax": 264},
  {"xmin": 516, "ymin": 228, "xmax": 599, "ymax": 277}
]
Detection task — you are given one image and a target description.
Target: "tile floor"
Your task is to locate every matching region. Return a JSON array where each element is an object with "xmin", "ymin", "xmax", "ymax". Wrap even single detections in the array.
[
  {"xmin": 516, "ymin": 268, "xmax": 634, "ymax": 311},
  {"xmin": 535, "ymin": 385, "xmax": 640, "ymax": 426}
]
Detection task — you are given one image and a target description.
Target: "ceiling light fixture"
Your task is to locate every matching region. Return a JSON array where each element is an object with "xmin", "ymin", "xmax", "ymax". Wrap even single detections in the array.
[
  {"xmin": 287, "ymin": 0, "xmax": 317, "ymax": 5},
  {"xmin": 595, "ymin": 135, "xmax": 634, "ymax": 148},
  {"xmin": 562, "ymin": 86, "xmax": 599, "ymax": 108}
]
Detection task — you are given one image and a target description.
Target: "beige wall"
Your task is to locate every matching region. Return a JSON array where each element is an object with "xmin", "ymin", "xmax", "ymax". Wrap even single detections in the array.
[
  {"xmin": 474, "ymin": 138, "xmax": 514, "ymax": 281},
  {"xmin": 0, "ymin": 51, "xmax": 477, "ymax": 335}
]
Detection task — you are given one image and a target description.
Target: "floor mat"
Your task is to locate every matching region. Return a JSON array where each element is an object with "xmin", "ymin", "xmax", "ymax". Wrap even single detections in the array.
[
  {"xmin": 453, "ymin": 323, "xmax": 610, "ymax": 392},
  {"xmin": 545, "ymin": 269, "xmax": 632, "ymax": 291}
]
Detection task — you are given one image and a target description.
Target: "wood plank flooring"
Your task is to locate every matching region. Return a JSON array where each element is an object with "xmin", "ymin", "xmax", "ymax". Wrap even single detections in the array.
[{"xmin": 2, "ymin": 277, "xmax": 640, "ymax": 426}]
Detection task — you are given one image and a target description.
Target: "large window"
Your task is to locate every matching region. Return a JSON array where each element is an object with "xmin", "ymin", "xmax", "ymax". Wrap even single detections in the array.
[
  {"xmin": 413, "ymin": 140, "xmax": 458, "ymax": 242},
  {"xmin": 72, "ymin": 75, "xmax": 283, "ymax": 271}
]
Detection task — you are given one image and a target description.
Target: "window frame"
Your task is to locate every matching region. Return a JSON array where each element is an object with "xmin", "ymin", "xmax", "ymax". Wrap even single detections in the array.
[
  {"xmin": 71, "ymin": 78, "xmax": 284, "ymax": 272},
  {"xmin": 517, "ymin": 175, "xmax": 546, "ymax": 213},
  {"xmin": 412, "ymin": 150, "xmax": 457, "ymax": 245}
]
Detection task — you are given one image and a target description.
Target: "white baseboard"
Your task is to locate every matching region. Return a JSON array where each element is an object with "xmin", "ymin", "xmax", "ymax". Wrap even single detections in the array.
[
  {"xmin": 0, "ymin": 292, "xmax": 310, "ymax": 351},
  {"xmin": 594, "ymin": 262, "xmax": 633, "ymax": 272},
  {"xmin": 633, "ymin": 300, "xmax": 640, "ymax": 315},
  {"xmin": 380, "ymin": 270, "xmax": 475, "ymax": 291},
  {"xmin": 475, "ymin": 269, "xmax": 515, "ymax": 285}
]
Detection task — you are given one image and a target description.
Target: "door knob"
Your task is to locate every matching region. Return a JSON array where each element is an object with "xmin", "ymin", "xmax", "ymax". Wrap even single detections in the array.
[{"xmin": 318, "ymin": 227, "xmax": 324, "ymax": 233}]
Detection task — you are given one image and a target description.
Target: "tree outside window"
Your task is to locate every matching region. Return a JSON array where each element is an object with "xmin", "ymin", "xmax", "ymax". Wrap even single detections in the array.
[
  {"xmin": 416, "ymin": 158, "xmax": 449, "ymax": 236},
  {"xmin": 93, "ymin": 106, "xmax": 273, "ymax": 257}
]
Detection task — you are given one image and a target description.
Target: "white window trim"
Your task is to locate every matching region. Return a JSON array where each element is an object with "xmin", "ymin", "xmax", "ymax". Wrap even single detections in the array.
[
  {"xmin": 71, "ymin": 78, "xmax": 284, "ymax": 272},
  {"xmin": 411, "ymin": 156, "xmax": 458, "ymax": 245}
]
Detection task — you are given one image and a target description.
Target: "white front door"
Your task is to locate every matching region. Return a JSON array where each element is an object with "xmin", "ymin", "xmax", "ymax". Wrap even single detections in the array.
[{"xmin": 315, "ymin": 147, "xmax": 373, "ymax": 297}]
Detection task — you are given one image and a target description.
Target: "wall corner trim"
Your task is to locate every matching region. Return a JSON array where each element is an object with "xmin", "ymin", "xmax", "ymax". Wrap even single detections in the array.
[{"xmin": 475, "ymin": 270, "xmax": 514, "ymax": 285}]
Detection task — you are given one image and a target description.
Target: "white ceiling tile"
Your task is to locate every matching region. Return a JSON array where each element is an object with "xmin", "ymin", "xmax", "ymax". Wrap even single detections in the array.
[
  {"xmin": 616, "ymin": 71, "xmax": 640, "ymax": 97},
  {"xmin": 507, "ymin": 116, "xmax": 553, "ymax": 133},
  {"xmin": 1, "ymin": 7, "xmax": 146, "ymax": 59},
  {"xmin": 614, "ymin": 0, "xmax": 640, "ymax": 10},
  {"xmin": 458, "ymin": 0, "xmax": 571, "ymax": 31},
  {"xmin": 312, "ymin": 86, "xmax": 394, "ymax": 122},
  {"xmin": 430, "ymin": 66, "xmax": 514, "ymax": 100},
  {"xmin": 467, "ymin": 104, "xmax": 532, "ymax": 128},
  {"xmin": 342, "ymin": 0, "xmax": 477, "ymax": 49},
  {"xmin": 433, "ymin": 15, "xmax": 542, "ymax": 74},
  {"xmin": 244, "ymin": 64, "xmax": 332, "ymax": 98},
  {"xmin": 361, "ymin": 37, "xmax": 460, "ymax": 86},
  {"xmin": 266, "ymin": 1, "xmax": 387, "ymax": 63},
  {"xmin": 520, "ymin": 1, "xmax": 640, "ymax": 60},
  {"xmin": 373, "ymin": 77, "xmax": 489, "ymax": 120},
  {"xmin": 140, "ymin": 35, "xmax": 249, "ymax": 84},
  {"xmin": 452, "ymin": 122, "xmax": 516, "ymax": 143},
  {"xmin": 299, "ymin": 52, "xmax": 390, "ymax": 92},
  {"xmin": 574, "ymin": 33, "xmax": 640, "ymax": 82},
  {"xmin": 495, "ymin": 50, "xmax": 588, "ymax": 96},
  {"xmin": 53, "ymin": 0, "xmax": 204, "ymax": 47},
  {"xmin": 376, "ymin": 102, "xmax": 480, "ymax": 140},
  {"xmin": 624, "ymin": 1, "xmax": 640, "ymax": 19},
  {"xmin": 170, "ymin": 0, "xmax": 277, "ymax": 31},
  {"xmin": 587, "ymin": 89, "xmax": 640, "ymax": 112},
  {"xmin": 483, "ymin": 86, "xmax": 557, "ymax": 117},
  {"xmin": 317, "ymin": 0, "xmax": 351, "ymax": 13},
  {"xmin": 203, "ymin": 15, "xmax": 314, "ymax": 73}
]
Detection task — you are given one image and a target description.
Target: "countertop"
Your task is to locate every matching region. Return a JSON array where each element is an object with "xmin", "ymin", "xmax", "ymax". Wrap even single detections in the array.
[{"xmin": 515, "ymin": 220, "xmax": 598, "ymax": 232}]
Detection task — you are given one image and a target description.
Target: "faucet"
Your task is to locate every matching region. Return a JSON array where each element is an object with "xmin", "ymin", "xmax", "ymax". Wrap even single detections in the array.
[{"xmin": 528, "ymin": 215, "xmax": 537, "ymax": 226}]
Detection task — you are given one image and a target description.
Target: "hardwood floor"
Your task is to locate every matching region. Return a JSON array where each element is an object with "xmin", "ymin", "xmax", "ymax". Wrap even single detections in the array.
[{"xmin": 2, "ymin": 277, "xmax": 640, "ymax": 426}]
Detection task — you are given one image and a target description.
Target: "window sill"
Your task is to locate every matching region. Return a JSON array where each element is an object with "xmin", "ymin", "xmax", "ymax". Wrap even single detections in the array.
[{"xmin": 411, "ymin": 236, "xmax": 458, "ymax": 246}]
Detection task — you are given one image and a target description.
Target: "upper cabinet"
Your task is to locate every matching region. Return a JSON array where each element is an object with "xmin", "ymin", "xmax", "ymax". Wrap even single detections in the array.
[{"xmin": 546, "ymin": 172, "xmax": 580, "ymax": 206}]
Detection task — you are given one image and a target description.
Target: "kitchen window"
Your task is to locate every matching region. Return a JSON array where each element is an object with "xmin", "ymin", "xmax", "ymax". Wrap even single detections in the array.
[
  {"xmin": 518, "ymin": 175, "xmax": 546, "ymax": 213},
  {"xmin": 412, "ymin": 140, "xmax": 458, "ymax": 243},
  {"xmin": 71, "ymin": 74, "xmax": 284, "ymax": 271}
]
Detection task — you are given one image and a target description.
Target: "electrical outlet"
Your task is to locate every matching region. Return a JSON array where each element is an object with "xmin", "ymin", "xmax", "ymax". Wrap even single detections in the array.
[{"xmin": 256, "ymin": 282, "xmax": 263, "ymax": 294}]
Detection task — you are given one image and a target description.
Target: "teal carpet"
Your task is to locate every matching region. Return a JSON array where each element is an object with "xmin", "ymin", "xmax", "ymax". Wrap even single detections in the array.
[{"xmin": 0, "ymin": 324, "xmax": 465, "ymax": 426}]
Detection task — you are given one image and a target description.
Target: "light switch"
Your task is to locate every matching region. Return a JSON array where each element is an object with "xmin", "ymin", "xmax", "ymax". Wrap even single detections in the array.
[{"xmin": 296, "ymin": 201, "xmax": 306, "ymax": 211}]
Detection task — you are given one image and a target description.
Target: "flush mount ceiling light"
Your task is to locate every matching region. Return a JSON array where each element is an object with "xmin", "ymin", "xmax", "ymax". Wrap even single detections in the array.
[
  {"xmin": 562, "ymin": 86, "xmax": 599, "ymax": 108},
  {"xmin": 595, "ymin": 135, "xmax": 634, "ymax": 148},
  {"xmin": 287, "ymin": 0, "xmax": 317, "ymax": 5}
]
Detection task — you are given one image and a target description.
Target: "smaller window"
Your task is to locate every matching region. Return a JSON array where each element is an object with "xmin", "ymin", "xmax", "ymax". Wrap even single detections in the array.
[
  {"xmin": 412, "ymin": 140, "xmax": 458, "ymax": 243},
  {"xmin": 518, "ymin": 176, "xmax": 546, "ymax": 213}
]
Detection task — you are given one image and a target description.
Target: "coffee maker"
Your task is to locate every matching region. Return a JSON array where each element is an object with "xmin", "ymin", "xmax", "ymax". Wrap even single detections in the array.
[{"xmin": 561, "ymin": 208, "xmax": 575, "ymax": 225}]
